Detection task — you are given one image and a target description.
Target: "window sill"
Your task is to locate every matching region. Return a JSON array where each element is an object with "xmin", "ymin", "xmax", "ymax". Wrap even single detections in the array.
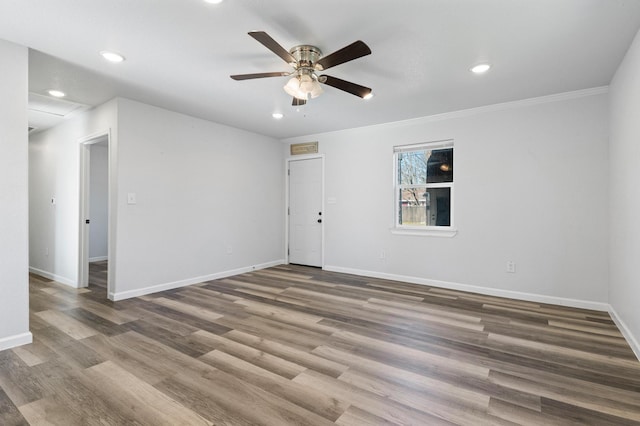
[{"xmin": 390, "ymin": 227, "xmax": 458, "ymax": 238}]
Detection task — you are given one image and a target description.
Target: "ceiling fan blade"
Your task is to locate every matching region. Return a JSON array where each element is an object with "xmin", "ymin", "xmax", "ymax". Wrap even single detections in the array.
[
  {"xmin": 249, "ymin": 31, "xmax": 296, "ymax": 64},
  {"xmin": 230, "ymin": 72, "xmax": 289, "ymax": 80},
  {"xmin": 292, "ymin": 97, "xmax": 307, "ymax": 106},
  {"xmin": 315, "ymin": 40, "xmax": 371, "ymax": 71},
  {"xmin": 319, "ymin": 75, "xmax": 372, "ymax": 98}
]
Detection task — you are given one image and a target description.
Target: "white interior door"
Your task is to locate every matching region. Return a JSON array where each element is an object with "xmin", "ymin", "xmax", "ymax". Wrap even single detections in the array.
[{"xmin": 288, "ymin": 157, "xmax": 322, "ymax": 267}]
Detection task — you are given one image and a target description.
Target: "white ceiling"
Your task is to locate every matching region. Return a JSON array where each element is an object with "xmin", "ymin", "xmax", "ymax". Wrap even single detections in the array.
[{"xmin": 2, "ymin": 0, "xmax": 640, "ymax": 139}]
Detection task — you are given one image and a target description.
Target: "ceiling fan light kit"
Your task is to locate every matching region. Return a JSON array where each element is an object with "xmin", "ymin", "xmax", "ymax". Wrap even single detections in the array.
[
  {"xmin": 284, "ymin": 71, "xmax": 323, "ymax": 100},
  {"xmin": 231, "ymin": 31, "xmax": 372, "ymax": 105}
]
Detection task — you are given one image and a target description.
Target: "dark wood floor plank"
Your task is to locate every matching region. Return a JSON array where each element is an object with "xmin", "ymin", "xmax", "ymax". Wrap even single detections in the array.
[
  {"xmin": 0, "ymin": 386, "xmax": 28, "ymax": 426},
  {"xmin": 487, "ymin": 397, "xmax": 578, "ymax": 426},
  {"xmin": 1, "ymin": 261, "xmax": 639, "ymax": 425},
  {"xmin": 540, "ymin": 397, "xmax": 640, "ymax": 425},
  {"xmin": 489, "ymin": 370, "xmax": 640, "ymax": 422}
]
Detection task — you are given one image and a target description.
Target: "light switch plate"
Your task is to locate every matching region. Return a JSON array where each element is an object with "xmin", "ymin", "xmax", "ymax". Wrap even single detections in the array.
[{"xmin": 127, "ymin": 193, "xmax": 137, "ymax": 205}]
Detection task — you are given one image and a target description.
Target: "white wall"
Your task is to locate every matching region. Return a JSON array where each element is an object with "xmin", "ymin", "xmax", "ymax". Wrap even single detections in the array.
[
  {"xmin": 30, "ymin": 97, "xmax": 285, "ymax": 298},
  {"xmin": 0, "ymin": 39, "xmax": 31, "ymax": 350},
  {"xmin": 283, "ymin": 90, "xmax": 610, "ymax": 308},
  {"xmin": 111, "ymin": 99, "xmax": 284, "ymax": 299},
  {"xmin": 89, "ymin": 143, "xmax": 109, "ymax": 261},
  {"xmin": 609, "ymin": 28, "xmax": 640, "ymax": 356},
  {"xmin": 29, "ymin": 100, "xmax": 118, "ymax": 286}
]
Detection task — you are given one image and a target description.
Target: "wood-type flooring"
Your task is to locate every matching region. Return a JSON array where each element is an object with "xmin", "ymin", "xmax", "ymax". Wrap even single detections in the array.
[{"xmin": 1, "ymin": 262, "xmax": 640, "ymax": 425}]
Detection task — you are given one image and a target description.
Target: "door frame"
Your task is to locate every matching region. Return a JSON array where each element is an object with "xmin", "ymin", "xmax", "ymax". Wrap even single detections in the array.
[
  {"xmin": 285, "ymin": 154, "xmax": 325, "ymax": 267},
  {"xmin": 78, "ymin": 130, "xmax": 114, "ymax": 297}
]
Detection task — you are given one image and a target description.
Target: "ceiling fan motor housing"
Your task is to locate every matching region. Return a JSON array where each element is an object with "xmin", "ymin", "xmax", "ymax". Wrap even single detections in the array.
[{"xmin": 289, "ymin": 45, "xmax": 322, "ymax": 70}]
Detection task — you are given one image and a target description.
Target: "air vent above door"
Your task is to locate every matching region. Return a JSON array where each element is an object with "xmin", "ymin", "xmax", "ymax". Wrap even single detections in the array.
[
  {"xmin": 28, "ymin": 92, "xmax": 90, "ymax": 133},
  {"xmin": 28, "ymin": 92, "xmax": 87, "ymax": 117}
]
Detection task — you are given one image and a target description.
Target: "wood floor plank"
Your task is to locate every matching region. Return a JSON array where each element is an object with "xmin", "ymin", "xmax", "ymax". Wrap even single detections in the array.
[
  {"xmin": 80, "ymin": 333, "xmax": 174, "ymax": 385},
  {"xmin": 489, "ymin": 370, "xmax": 640, "ymax": 422},
  {"xmin": 487, "ymin": 397, "xmax": 574, "ymax": 426},
  {"xmin": 214, "ymin": 312, "xmax": 334, "ymax": 351},
  {"xmin": 2, "ymin": 262, "xmax": 640, "ymax": 425},
  {"xmin": 331, "ymin": 329, "xmax": 491, "ymax": 379},
  {"xmin": 335, "ymin": 406, "xmax": 401, "ymax": 426},
  {"xmin": 75, "ymin": 298, "xmax": 139, "ymax": 325},
  {"xmin": 312, "ymin": 345, "xmax": 489, "ymax": 409},
  {"xmin": 0, "ymin": 349, "xmax": 49, "ymax": 407},
  {"xmin": 18, "ymin": 375, "xmax": 142, "ymax": 426},
  {"xmin": 0, "ymin": 386, "xmax": 28, "ymax": 426},
  {"xmin": 151, "ymin": 297, "xmax": 225, "ymax": 322},
  {"xmin": 200, "ymin": 349, "xmax": 349, "ymax": 421},
  {"xmin": 487, "ymin": 333, "xmax": 640, "ymax": 378},
  {"xmin": 83, "ymin": 361, "xmax": 212, "ymax": 425},
  {"xmin": 157, "ymin": 368, "xmax": 336, "ymax": 426},
  {"xmin": 10, "ymin": 347, "xmax": 44, "ymax": 368},
  {"xmin": 34, "ymin": 310, "xmax": 98, "ymax": 340},
  {"xmin": 196, "ymin": 330, "xmax": 308, "ymax": 379},
  {"xmin": 225, "ymin": 329, "xmax": 349, "ymax": 377},
  {"xmin": 293, "ymin": 369, "xmax": 456, "ymax": 425},
  {"xmin": 361, "ymin": 299, "xmax": 485, "ymax": 331},
  {"xmin": 540, "ymin": 397, "xmax": 640, "ymax": 425},
  {"xmin": 337, "ymin": 369, "xmax": 514, "ymax": 426}
]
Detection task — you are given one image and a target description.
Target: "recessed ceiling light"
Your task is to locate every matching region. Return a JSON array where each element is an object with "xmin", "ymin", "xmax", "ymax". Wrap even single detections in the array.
[
  {"xmin": 100, "ymin": 50, "xmax": 125, "ymax": 63},
  {"xmin": 272, "ymin": 112, "xmax": 284, "ymax": 120},
  {"xmin": 204, "ymin": 0, "xmax": 223, "ymax": 4},
  {"xmin": 471, "ymin": 63, "xmax": 491, "ymax": 74},
  {"xmin": 47, "ymin": 90, "xmax": 66, "ymax": 98},
  {"xmin": 363, "ymin": 92, "xmax": 374, "ymax": 100}
]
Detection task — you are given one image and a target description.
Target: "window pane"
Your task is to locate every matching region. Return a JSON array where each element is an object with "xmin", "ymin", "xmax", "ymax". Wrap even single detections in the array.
[
  {"xmin": 398, "ymin": 151, "xmax": 427, "ymax": 185},
  {"xmin": 426, "ymin": 148, "xmax": 453, "ymax": 183},
  {"xmin": 398, "ymin": 148, "xmax": 453, "ymax": 185},
  {"xmin": 398, "ymin": 187, "xmax": 451, "ymax": 226}
]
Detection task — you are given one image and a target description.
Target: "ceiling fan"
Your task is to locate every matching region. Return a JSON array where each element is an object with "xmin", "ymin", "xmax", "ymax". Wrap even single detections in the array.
[{"xmin": 230, "ymin": 31, "xmax": 372, "ymax": 106}]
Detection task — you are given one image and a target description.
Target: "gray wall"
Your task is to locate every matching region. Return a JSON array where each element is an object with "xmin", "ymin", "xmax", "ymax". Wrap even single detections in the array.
[
  {"xmin": 0, "ymin": 39, "xmax": 30, "ymax": 350},
  {"xmin": 609, "ymin": 27, "xmax": 640, "ymax": 356}
]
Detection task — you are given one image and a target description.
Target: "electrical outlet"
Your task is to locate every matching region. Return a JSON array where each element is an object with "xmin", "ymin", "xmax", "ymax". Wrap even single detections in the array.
[
  {"xmin": 226, "ymin": 246, "xmax": 233, "ymax": 254},
  {"xmin": 45, "ymin": 247, "xmax": 49, "ymax": 256},
  {"xmin": 379, "ymin": 249, "xmax": 386, "ymax": 260},
  {"xmin": 506, "ymin": 261, "xmax": 516, "ymax": 273}
]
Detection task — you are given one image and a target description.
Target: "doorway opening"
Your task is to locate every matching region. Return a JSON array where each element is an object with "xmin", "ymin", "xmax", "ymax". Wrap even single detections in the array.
[{"xmin": 79, "ymin": 132, "xmax": 112, "ymax": 298}]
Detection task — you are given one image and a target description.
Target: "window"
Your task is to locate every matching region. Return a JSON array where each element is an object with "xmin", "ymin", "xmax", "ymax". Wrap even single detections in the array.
[{"xmin": 393, "ymin": 140, "xmax": 455, "ymax": 235}]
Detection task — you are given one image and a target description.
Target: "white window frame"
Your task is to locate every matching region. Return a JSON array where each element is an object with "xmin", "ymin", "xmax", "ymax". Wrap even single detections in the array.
[{"xmin": 391, "ymin": 140, "xmax": 457, "ymax": 237}]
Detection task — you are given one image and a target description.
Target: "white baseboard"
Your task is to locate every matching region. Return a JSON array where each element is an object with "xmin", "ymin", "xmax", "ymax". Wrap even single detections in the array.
[
  {"xmin": 0, "ymin": 332, "xmax": 33, "ymax": 352},
  {"xmin": 323, "ymin": 265, "xmax": 610, "ymax": 312},
  {"xmin": 29, "ymin": 267, "xmax": 77, "ymax": 288},
  {"xmin": 608, "ymin": 306, "xmax": 640, "ymax": 362},
  {"xmin": 109, "ymin": 259, "xmax": 284, "ymax": 301},
  {"xmin": 89, "ymin": 256, "xmax": 108, "ymax": 263}
]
